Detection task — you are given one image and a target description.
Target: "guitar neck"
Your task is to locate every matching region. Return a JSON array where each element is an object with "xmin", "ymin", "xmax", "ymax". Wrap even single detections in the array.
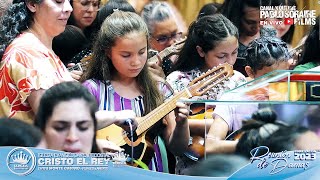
[
  {"xmin": 148, "ymin": 48, "xmax": 171, "ymax": 63},
  {"xmin": 67, "ymin": 63, "xmax": 83, "ymax": 72},
  {"xmin": 135, "ymin": 89, "xmax": 190, "ymax": 135}
]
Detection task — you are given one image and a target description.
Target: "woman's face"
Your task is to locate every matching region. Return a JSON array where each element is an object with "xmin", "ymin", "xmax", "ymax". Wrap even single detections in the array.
[
  {"xmin": 29, "ymin": 0, "xmax": 72, "ymax": 37},
  {"xmin": 241, "ymin": 6, "xmax": 261, "ymax": 37},
  {"xmin": 150, "ymin": 17, "xmax": 180, "ymax": 52},
  {"xmin": 199, "ymin": 36, "xmax": 238, "ymax": 70},
  {"xmin": 269, "ymin": 18, "xmax": 291, "ymax": 38},
  {"xmin": 71, "ymin": 0, "xmax": 99, "ymax": 30},
  {"xmin": 44, "ymin": 99, "xmax": 94, "ymax": 153}
]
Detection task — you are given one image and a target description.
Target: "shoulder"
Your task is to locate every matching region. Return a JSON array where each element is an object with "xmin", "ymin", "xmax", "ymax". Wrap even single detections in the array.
[
  {"xmin": 83, "ymin": 79, "xmax": 102, "ymax": 88},
  {"xmin": 231, "ymin": 70, "xmax": 247, "ymax": 84},
  {"xmin": 3, "ymin": 33, "xmax": 52, "ymax": 63},
  {"xmin": 167, "ymin": 69, "xmax": 200, "ymax": 81}
]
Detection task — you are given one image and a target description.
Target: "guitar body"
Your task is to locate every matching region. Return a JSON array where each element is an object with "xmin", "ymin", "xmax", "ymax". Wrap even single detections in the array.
[
  {"xmin": 97, "ymin": 125, "xmax": 154, "ymax": 167},
  {"xmin": 184, "ymin": 136, "xmax": 205, "ymax": 161},
  {"xmin": 184, "ymin": 129, "xmax": 245, "ymax": 161}
]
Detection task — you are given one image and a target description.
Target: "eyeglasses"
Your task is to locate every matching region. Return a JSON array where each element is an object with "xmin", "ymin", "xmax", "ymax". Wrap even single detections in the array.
[
  {"xmin": 153, "ymin": 32, "xmax": 182, "ymax": 45},
  {"xmin": 74, "ymin": 0, "xmax": 100, "ymax": 12}
]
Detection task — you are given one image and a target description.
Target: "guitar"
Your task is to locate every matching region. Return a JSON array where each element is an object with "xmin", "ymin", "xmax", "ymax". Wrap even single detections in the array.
[
  {"xmin": 67, "ymin": 50, "xmax": 92, "ymax": 72},
  {"xmin": 148, "ymin": 37, "xmax": 186, "ymax": 64},
  {"xmin": 96, "ymin": 63, "xmax": 234, "ymax": 166},
  {"xmin": 288, "ymin": 43, "xmax": 304, "ymax": 70},
  {"xmin": 184, "ymin": 129, "xmax": 245, "ymax": 161}
]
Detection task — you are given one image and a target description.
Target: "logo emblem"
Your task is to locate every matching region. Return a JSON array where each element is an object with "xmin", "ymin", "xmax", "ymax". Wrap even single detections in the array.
[
  {"xmin": 6, "ymin": 147, "xmax": 36, "ymax": 176},
  {"xmin": 284, "ymin": 18, "xmax": 294, "ymax": 25}
]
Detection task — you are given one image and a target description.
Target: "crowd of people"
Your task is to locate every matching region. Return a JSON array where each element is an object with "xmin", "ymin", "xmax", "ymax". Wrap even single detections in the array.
[{"xmin": 0, "ymin": 0, "xmax": 320, "ymax": 177}]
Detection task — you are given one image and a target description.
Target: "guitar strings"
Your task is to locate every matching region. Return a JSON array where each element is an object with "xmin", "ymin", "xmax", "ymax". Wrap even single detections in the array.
[{"xmin": 128, "ymin": 119, "xmax": 134, "ymax": 165}]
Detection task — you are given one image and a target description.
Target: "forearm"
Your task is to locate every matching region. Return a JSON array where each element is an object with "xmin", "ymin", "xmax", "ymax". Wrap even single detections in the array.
[
  {"xmin": 205, "ymin": 137, "xmax": 238, "ymax": 154},
  {"xmin": 188, "ymin": 119, "xmax": 213, "ymax": 137},
  {"xmin": 167, "ymin": 120, "xmax": 190, "ymax": 156},
  {"xmin": 95, "ymin": 110, "xmax": 117, "ymax": 130},
  {"xmin": 95, "ymin": 110, "xmax": 136, "ymax": 130}
]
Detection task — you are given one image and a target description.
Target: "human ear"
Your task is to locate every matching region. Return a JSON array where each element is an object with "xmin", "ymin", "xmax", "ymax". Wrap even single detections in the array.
[
  {"xmin": 245, "ymin": 66, "xmax": 255, "ymax": 78},
  {"xmin": 25, "ymin": 0, "xmax": 37, "ymax": 13},
  {"xmin": 196, "ymin": 45, "xmax": 205, "ymax": 58}
]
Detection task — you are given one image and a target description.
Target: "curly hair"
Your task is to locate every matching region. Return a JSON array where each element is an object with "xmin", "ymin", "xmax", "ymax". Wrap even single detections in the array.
[
  {"xmin": 81, "ymin": 11, "xmax": 163, "ymax": 114},
  {"xmin": 245, "ymin": 26, "xmax": 290, "ymax": 73},
  {"xmin": 171, "ymin": 13, "xmax": 238, "ymax": 72},
  {"xmin": 0, "ymin": 0, "xmax": 41, "ymax": 60}
]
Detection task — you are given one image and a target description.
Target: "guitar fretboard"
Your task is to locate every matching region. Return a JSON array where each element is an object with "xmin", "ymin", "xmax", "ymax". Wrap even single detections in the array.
[
  {"xmin": 135, "ymin": 90, "xmax": 190, "ymax": 135},
  {"xmin": 148, "ymin": 48, "xmax": 172, "ymax": 63}
]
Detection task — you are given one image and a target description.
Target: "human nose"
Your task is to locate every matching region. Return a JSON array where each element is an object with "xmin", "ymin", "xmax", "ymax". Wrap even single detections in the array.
[
  {"xmin": 64, "ymin": 0, "xmax": 73, "ymax": 12},
  {"xmin": 130, "ymin": 55, "xmax": 142, "ymax": 66},
  {"xmin": 86, "ymin": 3, "xmax": 95, "ymax": 12},
  {"xmin": 66, "ymin": 127, "xmax": 79, "ymax": 142}
]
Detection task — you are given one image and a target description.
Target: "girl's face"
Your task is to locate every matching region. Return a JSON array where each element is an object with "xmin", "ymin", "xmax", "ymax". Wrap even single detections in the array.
[
  {"xmin": 29, "ymin": 0, "xmax": 72, "ymax": 37},
  {"xmin": 71, "ymin": 0, "xmax": 99, "ymax": 30},
  {"xmin": 198, "ymin": 36, "xmax": 238, "ymax": 70},
  {"xmin": 150, "ymin": 17, "xmax": 180, "ymax": 52},
  {"xmin": 110, "ymin": 31, "xmax": 148, "ymax": 80},
  {"xmin": 44, "ymin": 99, "xmax": 94, "ymax": 153}
]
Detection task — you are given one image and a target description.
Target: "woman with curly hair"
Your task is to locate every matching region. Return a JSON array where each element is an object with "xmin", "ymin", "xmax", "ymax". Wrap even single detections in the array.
[{"xmin": 0, "ymin": 0, "xmax": 74, "ymax": 123}]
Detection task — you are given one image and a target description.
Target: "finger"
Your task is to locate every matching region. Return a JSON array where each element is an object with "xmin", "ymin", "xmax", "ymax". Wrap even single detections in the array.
[
  {"xmin": 71, "ymin": 70, "xmax": 83, "ymax": 75},
  {"xmin": 70, "ymin": 73, "xmax": 81, "ymax": 81},
  {"xmin": 67, "ymin": 63, "xmax": 76, "ymax": 67}
]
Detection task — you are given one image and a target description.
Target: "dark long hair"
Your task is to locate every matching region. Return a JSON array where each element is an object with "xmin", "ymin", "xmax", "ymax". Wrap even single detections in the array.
[
  {"xmin": 81, "ymin": 11, "xmax": 163, "ymax": 115},
  {"xmin": 170, "ymin": 14, "xmax": 238, "ymax": 72},
  {"xmin": 35, "ymin": 81, "xmax": 100, "ymax": 153},
  {"xmin": 270, "ymin": 0, "xmax": 297, "ymax": 44},
  {"xmin": 0, "ymin": 0, "xmax": 42, "ymax": 60},
  {"xmin": 297, "ymin": 16, "xmax": 320, "ymax": 65}
]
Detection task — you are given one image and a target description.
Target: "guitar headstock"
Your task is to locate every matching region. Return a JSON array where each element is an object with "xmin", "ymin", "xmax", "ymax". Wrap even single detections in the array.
[
  {"xmin": 289, "ymin": 43, "xmax": 304, "ymax": 57},
  {"xmin": 166, "ymin": 36, "xmax": 187, "ymax": 56},
  {"xmin": 79, "ymin": 51, "xmax": 92, "ymax": 71},
  {"xmin": 188, "ymin": 63, "xmax": 234, "ymax": 96}
]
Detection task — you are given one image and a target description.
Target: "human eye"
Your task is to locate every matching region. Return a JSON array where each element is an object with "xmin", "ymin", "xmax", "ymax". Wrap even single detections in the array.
[
  {"xmin": 139, "ymin": 49, "xmax": 147, "ymax": 55},
  {"xmin": 53, "ymin": 122, "xmax": 68, "ymax": 132},
  {"xmin": 217, "ymin": 55, "xmax": 226, "ymax": 59},
  {"xmin": 157, "ymin": 36, "xmax": 168, "ymax": 43},
  {"xmin": 121, "ymin": 53, "xmax": 130, "ymax": 58},
  {"xmin": 77, "ymin": 121, "xmax": 92, "ymax": 131},
  {"xmin": 92, "ymin": 1, "xmax": 99, "ymax": 7},
  {"xmin": 56, "ymin": 0, "xmax": 64, "ymax": 3},
  {"xmin": 245, "ymin": 19, "xmax": 256, "ymax": 25},
  {"xmin": 80, "ymin": 0, "xmax": 89, "ymax": 6}
]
